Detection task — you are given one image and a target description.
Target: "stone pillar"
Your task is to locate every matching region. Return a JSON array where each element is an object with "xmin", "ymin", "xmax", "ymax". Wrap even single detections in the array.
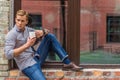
[{"xmin": 0, "ymin": 0, "xmax": 10, "ymax": 79}]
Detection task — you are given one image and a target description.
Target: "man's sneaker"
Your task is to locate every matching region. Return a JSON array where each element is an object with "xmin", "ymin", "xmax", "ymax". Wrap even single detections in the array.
[{"xmin": 62, "ymin": 62, "xmax": 84, "ymax": 71}]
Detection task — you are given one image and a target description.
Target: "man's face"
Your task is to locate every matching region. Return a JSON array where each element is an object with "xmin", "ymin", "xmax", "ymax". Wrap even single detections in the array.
[{"xmin": 15, "ymin": 15, "xmax": 28, "ymax": 31}]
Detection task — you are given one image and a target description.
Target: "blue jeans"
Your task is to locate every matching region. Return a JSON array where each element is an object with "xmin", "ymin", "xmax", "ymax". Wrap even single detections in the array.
[{"xmin": 22, "ymin": 33, "xmax": 69, "ymax": 80}]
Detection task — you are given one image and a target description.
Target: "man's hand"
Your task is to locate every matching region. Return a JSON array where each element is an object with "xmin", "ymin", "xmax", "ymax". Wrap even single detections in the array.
[
  {"xmin": 26, "ymin": 37, "xmax": 36, "ymax": 47},
  {"xmin": 35, "ymin": 29, "xmax": 50, "ymax": 38},
  {"xmin": 35, "ymin": 30, "xmax": 44, "ymax": 38},
  {"xmin": 43, "ymin": 29, "xmax": 50, "ymax": 35}
]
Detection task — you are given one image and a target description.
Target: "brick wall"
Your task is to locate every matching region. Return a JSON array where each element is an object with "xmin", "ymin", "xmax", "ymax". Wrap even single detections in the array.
[
  {"xmin": 0, "ymin": 0, "xmax": 9, "ymax": 80},
  {"xmin": 4, "ymin": 69, "xmax": 120, "ymax": 80}
]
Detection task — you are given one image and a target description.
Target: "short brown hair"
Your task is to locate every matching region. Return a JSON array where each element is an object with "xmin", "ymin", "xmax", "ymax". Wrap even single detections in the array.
[{"xmin": 16, "ymin": 10, "xmax": 29, "ymax": 20}]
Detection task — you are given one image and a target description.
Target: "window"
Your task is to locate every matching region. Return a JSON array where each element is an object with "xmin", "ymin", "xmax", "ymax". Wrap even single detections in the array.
[
  {"xmin": 29, "ymin": 14, "xmax": 42, "ymax": 29},
  {"xmin": 79, "ymin": 0, "xmax": 120, "ymax": 68},
  {"xmin": 9, "ymin": 0, "xmax": 69, "ymax": 69},
  {"xmin": 9, "ymin": 0, "xmax": 120, "ymax": 70},
  {"xmin": 107, "ymin": 16, "xmax": 120, "ymax": 42}
]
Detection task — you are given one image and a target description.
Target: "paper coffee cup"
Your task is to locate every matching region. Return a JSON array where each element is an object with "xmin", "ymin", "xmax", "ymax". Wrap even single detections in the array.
[{"xmin": 29, "ymin": 32, "xmax": 36, "ymax": 38}]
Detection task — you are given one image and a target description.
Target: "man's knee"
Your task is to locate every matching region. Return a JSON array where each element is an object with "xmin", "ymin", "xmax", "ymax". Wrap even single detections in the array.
[{"xmin": 46, "ymin": 33, "xmax": 56, "ymax": 38}]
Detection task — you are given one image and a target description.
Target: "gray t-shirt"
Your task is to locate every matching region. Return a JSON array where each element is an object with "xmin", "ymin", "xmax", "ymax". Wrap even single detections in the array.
[{"xmin": 4, "ymin": 25, "xmax": 37, "ymax": 70}]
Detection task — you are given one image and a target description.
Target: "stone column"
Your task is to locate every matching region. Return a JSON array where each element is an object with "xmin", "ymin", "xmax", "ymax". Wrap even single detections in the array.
[{"xmin": 0, "ymin": 0, "xmax": 10, "ymax": 79}]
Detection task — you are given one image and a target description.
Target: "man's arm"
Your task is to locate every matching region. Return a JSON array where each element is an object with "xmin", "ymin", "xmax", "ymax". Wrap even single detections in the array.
[
  {"xmin": 4, "ymin": 33, "xmax": 36, "ymax": 59},
  {"xmin": 13, "ymin": 37, "xmax": 36, "ymax": 57}
]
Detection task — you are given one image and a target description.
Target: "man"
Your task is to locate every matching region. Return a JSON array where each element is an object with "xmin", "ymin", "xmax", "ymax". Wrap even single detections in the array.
[{"xmin": 4, "ymin": 10, "xmax": 83, "ymax": 80}]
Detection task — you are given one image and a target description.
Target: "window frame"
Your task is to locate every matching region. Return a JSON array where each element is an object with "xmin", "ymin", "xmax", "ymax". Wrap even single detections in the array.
[
  {"xmin": 9, "ymin": 0, "xmax": 120, "ymax": 70},
  {"xmin": 9, "ymin": 0, "xmax": 68, "ymax": 70}
]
